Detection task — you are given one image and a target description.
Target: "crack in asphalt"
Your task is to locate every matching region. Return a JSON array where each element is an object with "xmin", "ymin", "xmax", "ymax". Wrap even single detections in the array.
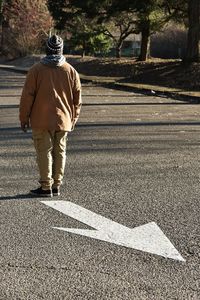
[{"xmin": 0, "ymin": 263, "xmax": 118, "ymax": 277}]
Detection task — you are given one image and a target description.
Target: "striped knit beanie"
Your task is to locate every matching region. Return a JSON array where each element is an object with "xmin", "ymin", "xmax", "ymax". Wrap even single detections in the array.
[{"xmin": 46, "ymin": 35, "xmax": 63, "ymax": 55}]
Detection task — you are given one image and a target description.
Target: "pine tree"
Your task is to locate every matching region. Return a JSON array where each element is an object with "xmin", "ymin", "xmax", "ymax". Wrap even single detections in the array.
[{"xmin": 48, "ymin": 0, "xmax": 199, "ymax": 61}]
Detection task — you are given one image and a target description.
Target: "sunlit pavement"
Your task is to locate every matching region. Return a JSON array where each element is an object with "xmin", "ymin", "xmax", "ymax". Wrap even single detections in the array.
[{"xmin": 0, "ymin": 69, "xmax": 199, "ymax": 299}]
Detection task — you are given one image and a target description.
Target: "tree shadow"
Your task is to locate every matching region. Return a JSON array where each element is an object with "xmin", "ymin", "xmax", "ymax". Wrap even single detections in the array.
[
  {"xmin": 0, "ymin": 127, "xmax": 32, "ymax": 141},
  {"xmin": 118, "ymin": 61, "xmax": 200, "ymax": 92},
  {"xmin": 77, "ymin": 121, "xmax": 200, "ymax": 127},
  {"xmin": 0, "ymin": 104, "xmax": 19, "ymax": 108},
  {"xmin": 0, "ymin": 193, "xmax": 37, "ymax": 201}
]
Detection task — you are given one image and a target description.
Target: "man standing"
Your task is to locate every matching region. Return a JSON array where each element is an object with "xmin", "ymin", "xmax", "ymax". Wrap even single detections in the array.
[{"xmin": 19, "ymin": 35, "xmax": 82, "ymax": 197}]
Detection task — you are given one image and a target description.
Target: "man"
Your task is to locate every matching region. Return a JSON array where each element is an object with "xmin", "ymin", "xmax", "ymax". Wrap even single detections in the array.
[{"xmin": 19, "ymin": 35, "xmax": 82, "ymax": 197}]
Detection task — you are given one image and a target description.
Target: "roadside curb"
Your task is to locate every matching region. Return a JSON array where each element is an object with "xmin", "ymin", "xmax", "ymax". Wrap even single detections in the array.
[
  {"xmin": 0, "ymin": 64, "xmax": 27, "ymax": 74},
  {"xmin": 114, "ymin": 82, "xmax": 200, "ymax": 103},
  {"xmin": 0, "ymin": 64, "xmax": 120, "ymax": 83},
  {"xmin": 0, "ymin": 64, "xmax": 199, "ymax": 102}
]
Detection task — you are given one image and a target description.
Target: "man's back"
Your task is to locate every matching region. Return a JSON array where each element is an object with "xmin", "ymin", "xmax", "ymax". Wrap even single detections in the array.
[{"xmin": 20, "ymin": 61, "xmax": 81, "ymax": 131}]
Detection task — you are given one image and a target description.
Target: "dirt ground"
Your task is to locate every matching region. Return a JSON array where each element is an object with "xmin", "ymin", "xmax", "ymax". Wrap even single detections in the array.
[{"xmin": 2, "ymin": 55, "xmax": 200, "ymax": 91}]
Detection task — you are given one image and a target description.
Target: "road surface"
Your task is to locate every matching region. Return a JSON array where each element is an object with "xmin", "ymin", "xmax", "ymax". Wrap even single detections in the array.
[{"xmin": 0, "ymin": 69, "xmax": 199, "ymax": 299}]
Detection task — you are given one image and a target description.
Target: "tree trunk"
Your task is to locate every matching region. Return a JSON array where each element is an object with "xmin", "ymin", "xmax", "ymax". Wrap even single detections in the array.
[
  {"xmin": 0, "ymin": 19, "xmax": 8, "ymax": 54},
  {"xmin": 81, "ymin": 49, "xmax": 85, "ymax": 58},
  {"xmin": 116, "ymin": 46, "xmax": 122, "ymax": 58},
  {"xmin": 115, "ymin": 40, "xmax": 123, "ymax": 58},
  {"xmin": 185, "ymin": 0, "xmax": 200, "ymax": 62},
  {"xmin": 82, "ymin": 39, "xmax": 86, "ymax": 58},
  {"xmin": 0, "ymin": 0, "xmax": 4, "ymax": 52},
  {"xmin": 138, "ymin": 19, "xmax": 150, "ymax": 61}
]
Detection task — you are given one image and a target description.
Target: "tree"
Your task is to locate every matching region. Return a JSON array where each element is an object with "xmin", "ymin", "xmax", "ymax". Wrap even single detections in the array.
[
  {"xmin": 68, "ymin": 16, "xmax": 111, "ymax": 56},
  {"xmin": 101, "ymin": 12, "xmax": 138, "ymax": 58},
  {"xmin": 2, "ymin": 0, "xmax": 53, "ymax": 57},
  {"xmin": 0, "ymin": 0, "xmax": 4, "ymax": 27},
  {"xmin": 68, "ymin": 0, "xmax": 139, "ymax": 58},
  {"xmin": 163, "ymin": 0, "xmax": 199, "ymax": 62},
  {"xmin": 109, "ymin": 0, "xmax": 199, "ymax": 61},
  {"xmin": 0, "ymin": 0, "xmax": 5, "ymax": 50},
  {"xmin": 0, "ymin": 0, "xmax": 12, "ymax": 52},
  {"xmin": 65, "ymin": 0, "xmax": 170, "ymax": 61},
  {"xmin": 47, "ymin": 1, "xmax": 111, "ymax": 57},
  {"xmin": 48, "ymin": 0, "xmax": 200, "ymax": 61},
  {"xmin": 185, "ymin": 0, "xmax": 200, "ymax": 62},
  {"xmin": 48, "ymin": 0, "xmax": 112, "ymax": 56},
  {"xmin": 0, "ymin": 0, "xmax": 4, "ymax": 28},
  {"xmin": 109, "ymin": 0, "xmax": 171, "ymax": 61}
]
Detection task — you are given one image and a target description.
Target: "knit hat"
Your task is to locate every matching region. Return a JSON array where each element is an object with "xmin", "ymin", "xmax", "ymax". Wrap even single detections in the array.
[{"xmin": 46, "ymin": 35, "xmax": 63, "ymax": 55}]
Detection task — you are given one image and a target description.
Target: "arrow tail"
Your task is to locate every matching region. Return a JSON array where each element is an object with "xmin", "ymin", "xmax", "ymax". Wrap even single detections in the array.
[
  {"xmin": 42, "ymin": 201, "xmax": 128, "ymax": 232},
  {"xmin": 53, "ymin": 227, "xmax": 112, "ymax": 241}
]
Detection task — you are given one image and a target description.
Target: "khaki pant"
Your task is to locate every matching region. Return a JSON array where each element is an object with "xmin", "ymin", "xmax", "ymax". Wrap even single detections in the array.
[{"xmin": 32, "ymin": 130, "xmax": 68, "ymax": 190}]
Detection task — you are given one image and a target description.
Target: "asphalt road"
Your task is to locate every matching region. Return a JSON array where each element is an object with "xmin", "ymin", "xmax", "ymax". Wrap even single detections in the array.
[{"xmin": 0, "ymin": 69, "xmax": 199, "ymax": 299}]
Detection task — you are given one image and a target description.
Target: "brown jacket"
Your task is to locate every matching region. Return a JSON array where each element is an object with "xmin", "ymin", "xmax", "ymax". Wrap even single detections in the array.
[{"xmin": 19, "ymin": 62, "xmax": 82, "ymax": 131}]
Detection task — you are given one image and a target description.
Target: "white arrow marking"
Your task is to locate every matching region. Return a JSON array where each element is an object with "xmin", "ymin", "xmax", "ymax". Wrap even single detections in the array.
[{"xmin": 41, "ymin": 201, "xmax": 185, "ymax": 262}]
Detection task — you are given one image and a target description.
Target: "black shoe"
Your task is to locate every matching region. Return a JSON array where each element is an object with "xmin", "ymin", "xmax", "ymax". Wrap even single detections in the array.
[
  {"xmin": 30, "ymin": 187, "xmax": 53, "ymax": 198},
  {"xmin": 52, "ymin": 187, "xmax": 60, "ymax": 196}
]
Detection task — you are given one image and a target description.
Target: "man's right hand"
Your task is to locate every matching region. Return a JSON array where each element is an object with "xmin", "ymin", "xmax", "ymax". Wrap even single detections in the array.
[{"xmin": 21, "ymin": 121, "xmax": 29, "ymax": 132}]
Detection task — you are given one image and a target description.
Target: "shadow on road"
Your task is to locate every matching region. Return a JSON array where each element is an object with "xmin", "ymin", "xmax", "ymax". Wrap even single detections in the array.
[
  {"xmin": 1, "ymin": 102, "xmax": 198, "ymax": 108},
  {"xmin": 0, "ymin": 193, "xmax": 43, "ymax": 201},
  {"xmin": 83, "ymin": 102, "xmax": 199, "ymax": 106},
  {"xmin": 77, "ymin": 121, "xmax": 200, "ymax": 127},
  {"xmin": 0, "ymin": 127, "xmax": 31, "ymax": 141},
  {"xmin": 0, "ymin": 104, "xmax": 19, "ymax": 108},
  {"xmin": 1, "ymin": 122, "xmax": 200, "ymax": 141}
]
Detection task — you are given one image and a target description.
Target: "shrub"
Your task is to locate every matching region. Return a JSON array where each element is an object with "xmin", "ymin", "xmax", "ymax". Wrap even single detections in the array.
[{"xmin": 2, "ymin": 0, "xmax": 53, "ymax": 58}]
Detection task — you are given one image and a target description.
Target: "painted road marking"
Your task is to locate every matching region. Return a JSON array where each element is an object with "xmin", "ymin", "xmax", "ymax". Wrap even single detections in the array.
[{"xmin": 41, "ymin": 201, "xmax": 185, "ymax": 262}]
